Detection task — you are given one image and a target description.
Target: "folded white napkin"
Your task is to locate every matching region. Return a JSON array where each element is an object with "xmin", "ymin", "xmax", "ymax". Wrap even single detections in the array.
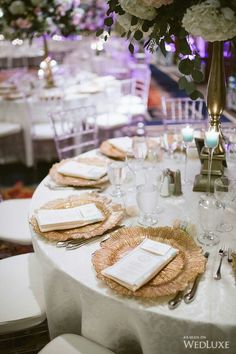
[
  {"xmin": 36, "ymin": 203, "xmax": 104, "ymax": 232},
  {"xmin": 102, "ymin": 239, "xmax": 178, "ymax": 291},
  {"xmin": 58, "ymin": 161, "xmax": 107, "ymax": 180},
  {"xmin": 108, "ymin": 137, "xmax": 132, "ymax": 153}
]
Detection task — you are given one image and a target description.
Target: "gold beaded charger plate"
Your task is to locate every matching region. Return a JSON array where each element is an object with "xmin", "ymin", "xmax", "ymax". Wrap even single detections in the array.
[
  {"xmin": 100, "ymin": 138, "xmax": 160, "ymax": 161},
  {"xmin": 92, "ymin": 226, "xmax": 206, "ymax": 299},
  {"xmin": 49, "ymin": 157, "xmax": 109, "ymax": 187},
  {"xmin": 30, "ymin": 193, "xmax": 125, "ymax": 242},
  {"xmin": 100, "ymin": 140, "xmax": 126, "ymax": 160}
]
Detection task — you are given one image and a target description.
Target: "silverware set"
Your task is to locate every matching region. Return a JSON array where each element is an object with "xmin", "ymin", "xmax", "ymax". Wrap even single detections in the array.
[
  {"xmin": 169, "ymin": 246, "xmax": 235, "ymax": 309},
  {"xmin": 214, "ymin": 245, "xmax": 233, "ymax": 280},
  {"xmin": 56, "ymin": 225, "xmax": 124, "ymax": 250},
  {"xmin": 44, "ymin": 181, "xmax": 106, "ymax": 192},
  {"xmin": 168, "ymin": 252, "xmax": 209, "ymax": 309}
]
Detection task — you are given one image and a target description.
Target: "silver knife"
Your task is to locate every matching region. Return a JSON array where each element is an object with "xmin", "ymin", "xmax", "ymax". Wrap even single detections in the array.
[
  {"xmin": 183, "ymin": 251, "xmax": 209, "ymax": 304},
  {"xmin": 168, "ymin": 290, "xmax": 185, "ymax": 309}
]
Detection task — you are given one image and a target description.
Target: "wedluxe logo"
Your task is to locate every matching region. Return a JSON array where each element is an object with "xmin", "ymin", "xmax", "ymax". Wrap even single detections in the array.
[{"xmin": 183, "ymin": 336, "xmax": 230, "ymax": 350}]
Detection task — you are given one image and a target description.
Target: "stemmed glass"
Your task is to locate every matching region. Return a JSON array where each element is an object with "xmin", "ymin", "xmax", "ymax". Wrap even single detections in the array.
[
  {"xmin": 181, "ymin": 125, "xmax": 194, "ymax": 184},
  {"xmin": 197, "ymin": 195, "xmax": 221, "ymax": 246},
  {"xmin": 163, "ymin": 132, "xmax": 179, "ymax": 159},
  {"xmin": 132, "ymin": 136, "xmax": 148, "ymax": 162},
  {"xmin": 136, "ymin": 184, "xmax": 158, "ymax": 226},
  {"xmin": 108, "ymin": 161, "xmax": 126, "ymax": 198},
  {"xmin": 125, "ymin": 138, "xmax": 148, "ymax": 188},
  {"xmin": 214, "ymin": 177, "xmax": 236, "ymax": 232},
  {"xmin": 204, "ymin": 128, "xmax": 219, "ymax": 193}
]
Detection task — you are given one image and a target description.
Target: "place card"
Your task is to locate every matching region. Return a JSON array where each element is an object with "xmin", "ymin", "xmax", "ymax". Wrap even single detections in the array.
[
  {"xmin": 35, "ymin": 203, "xmax": 104, "ymax": 232},
  {"xmin": 102, "ymin": 239, "xmax": 178, "ymax": 291},
  {"xmin": 57, "ymin": 161, "xmax": 107, "ymax": 180}
]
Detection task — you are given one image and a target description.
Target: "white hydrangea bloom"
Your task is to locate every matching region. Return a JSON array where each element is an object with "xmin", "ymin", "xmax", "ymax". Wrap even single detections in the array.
[
  {"xmin": 142, "ymin": 0, "xmax": 173, "ymax": 8},
  {"xmin": 117, "ymin": 13, "xmax": 154, "ymax": 35},
  {"xmin": 117, "ymin": 13, "xmax": 132, "ymax": 32},
  {"xmin": 9, "ymin": 1, "xmax": 25, "ymax": 15},
  {"xmin": 182, "ymin": 1, "xmax": 236, "ymax": 42},
  {"xmin": 119, "ymin": 0, "xmax": 156, "ymax": 20}
]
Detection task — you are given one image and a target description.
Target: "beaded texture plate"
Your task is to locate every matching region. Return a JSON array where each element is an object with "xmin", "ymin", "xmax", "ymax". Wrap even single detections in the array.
[
  {"xmin": 30, "ymin": 193, "xmax": 125, "ymax": 241},
  {"xmin": 92, "ymin": 226, "xmax": 206, "ymax": 299},
  {"xmin": 100, "ymin": 138, "xmax": 160, "ymax": 161},
  {"xmin": 49, "ymin": 157, "xmax": 109, "ymax": 187}
]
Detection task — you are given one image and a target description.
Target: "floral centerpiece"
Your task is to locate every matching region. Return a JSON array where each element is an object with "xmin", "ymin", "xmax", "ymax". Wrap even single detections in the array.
[
  {"xmin": 0, "ymin": 0, "xmax": 82, "ymax": 40},
  {"xmin": 0, "ymin": 0, "xmax": 82, "ymax": 87},
  {"xmin": 79, "ymin": 0, "xmax": 108, "ymax": 33},
  {"xmin": 99, "ymin": 0, "xmax": 236, "ymax": 99}
]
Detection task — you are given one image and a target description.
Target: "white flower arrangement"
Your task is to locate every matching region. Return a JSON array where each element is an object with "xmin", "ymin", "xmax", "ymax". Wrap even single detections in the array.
[
  {"xmin": 99, "ymin": 0, "xmax": 236, "ymax": 99},
  {"xmin": 119, "ymin": 0, "xmax": 156, "ymax": 20},
  {"xmin": 182, "ymin": 1, "xmax": 236, "ymax": 42},
  {"xmin": 0, "ymin": 0, "xmax": 82, "ymax": 40}
]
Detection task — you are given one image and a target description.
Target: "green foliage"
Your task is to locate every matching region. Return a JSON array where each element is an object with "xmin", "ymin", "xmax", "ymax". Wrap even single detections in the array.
[{"xmin": 97, "ymin": 0, "xmax": 235, "ymax": 99}]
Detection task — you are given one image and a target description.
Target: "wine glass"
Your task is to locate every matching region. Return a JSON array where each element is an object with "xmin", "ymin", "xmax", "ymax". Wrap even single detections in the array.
[
  {"xmin": 197, "ymin": 195, "xmax": 221, "ymax": 246},
  {"xmin": 108, "ymin": 161, "xmax": 126, "ymax": 197},
  {"xmin": 204, "ymin": 128, "xmax": 219, "ymax": 193},
  {"xmin": 132, "ymin": 136, "xmax": 148, "ymax": 162},
  {"xmin": 163, "ymin": 132, "xmax": 179, "ymax": 159},
  {"xmin": 136, "ymin": 184, "xmax": 158, "ymax": 226},
  {"xmin": 181, "ymin": 125, "xmax": 194, "ymax": 184},
  {"xmin": 214, "ymin": 177, "xmax": 236, "ymax": 232}
]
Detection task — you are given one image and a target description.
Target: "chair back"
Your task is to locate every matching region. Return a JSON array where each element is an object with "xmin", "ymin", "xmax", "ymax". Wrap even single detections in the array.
[
  {"xmin": 50, "ymin": 105, "xmax": 98, "ymax": 160},
  {"xmin": 131, "ymin": 64, "xmax": 151, "ymax": 107},
  {"xmin": 161, "ymin": 97, "xmax": 207, "ymax": 126}
]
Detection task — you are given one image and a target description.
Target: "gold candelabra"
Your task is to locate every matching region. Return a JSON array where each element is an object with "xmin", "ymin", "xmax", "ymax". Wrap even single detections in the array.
[
  {"xmin": 41, "ymin": 35, "xmax": 55, "ymax": 89},
  {"xmin": 193, "ymin": 41, "xmax": 226, "ymax": 192}
]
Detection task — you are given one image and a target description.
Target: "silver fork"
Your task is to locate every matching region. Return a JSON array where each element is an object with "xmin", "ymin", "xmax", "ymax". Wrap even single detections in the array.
[{"xmin": 214, "ymin": 245, "xmax": 227, "ymax": 280}]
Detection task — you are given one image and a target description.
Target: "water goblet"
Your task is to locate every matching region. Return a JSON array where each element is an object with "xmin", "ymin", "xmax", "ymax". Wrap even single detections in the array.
[
  {"xmin": 132, "ymin": 136, "xmax": 148, "ymax": 162},
  {"xmin": 181, "ymin": 125, "xmax": 194, "ymax": 184},
  {"xmin": 136, "ymin": 184, "xmax": 158, "ymax": 226},
  {"xmin": 197, "ymin": 195, "xmax": 221, "ymax": 246},
  {"xmin": 214, "ymin": 177, "xmax": 236, "ymax": 232},
  {"xmin": 108, "ymin": 161, "xmax": 126, "ymax": 198}
]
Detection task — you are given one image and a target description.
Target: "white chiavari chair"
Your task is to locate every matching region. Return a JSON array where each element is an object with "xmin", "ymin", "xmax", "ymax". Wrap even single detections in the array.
[
  {"xmin": 161, "ymin": 96, "xmax": 207, "ymax": 128},
  {"xmin": 0, "ymin": 253, "xmax": 47, "ymax": 353},
  {"xmin": 39, "ymin": 334, "xmax": 115, "ymax": 354},
  {"xmin": 0, "ymin": 198, "xmax": 32, "ymax": 245},
  {"xmin": 50, "ymin": 105, "xmax": 98, "ymax": 160}
]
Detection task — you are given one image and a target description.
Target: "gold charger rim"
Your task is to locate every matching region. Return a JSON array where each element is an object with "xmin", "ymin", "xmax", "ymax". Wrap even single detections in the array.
[
  {"xmin": 99, "ymin": 141, "xmax": 126, "ymax": 160},
  {"xmin": 92, "ymin": 226, "xmax": 206, "ymax": 299},
  {"xmin": 30, "ymin": 193, "xmax": 125, "ymax": 241},
  {"xmin": 49, "ymin": 157, "xmax": 109, "ymax": 187}
]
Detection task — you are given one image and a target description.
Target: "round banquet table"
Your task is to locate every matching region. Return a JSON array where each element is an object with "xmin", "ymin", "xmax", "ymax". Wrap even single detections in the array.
[{"xmin": 29, "ymin": 145, "xmax": 236, "ymax": 354}]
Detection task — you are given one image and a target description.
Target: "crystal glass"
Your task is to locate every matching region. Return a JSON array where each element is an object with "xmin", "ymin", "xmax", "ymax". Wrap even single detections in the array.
[
  {"xmin": 182, "ymin": 125, "xmax": 194, "ymax": 184},
  {"xmin": 125, "ymin": 151, "xmax": 145, "ymax": 189},
  {"xmin": 214, "ymin": 177, "xmax": 236, "ymax": 232},
  {"xmin": 198, "ymin": 195, "xmax": 221, "ymax": 246},
  {"xmin": 143, "ymin": 162, "xmax": 163, "ymax": 214},
  {"xmin": 108, "ymin": 161, "xmax": 126, "ymax": 197},
  {"xmin": 136, "ymin": 184, "xmax": 158, "ymax": 226},
  {"xmin": 132, "ymin": 136, "xmax": 148, "ymax": 161},
  {"xmin": 163, "ymin": 132, "xmax": 179, "ymax": 159}
]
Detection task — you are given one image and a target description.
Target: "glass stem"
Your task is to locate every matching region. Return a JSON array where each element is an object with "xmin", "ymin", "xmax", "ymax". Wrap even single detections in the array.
[
  {"xmin": 207, "ymin": 148, "xmax": 214, "ymax": 193},
  {"xmin": 184, "ymin": 143, "xmax": 188, "ymax": 182},
  {"xmin": 115, "ymin": 184, "xmax": 121, "ymax": 196}
]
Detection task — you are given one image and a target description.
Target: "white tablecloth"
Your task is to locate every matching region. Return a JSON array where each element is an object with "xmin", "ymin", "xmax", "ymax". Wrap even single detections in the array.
[{"xmin": 29, "ymin": 148, "xmax": 236, "ymax": 354}]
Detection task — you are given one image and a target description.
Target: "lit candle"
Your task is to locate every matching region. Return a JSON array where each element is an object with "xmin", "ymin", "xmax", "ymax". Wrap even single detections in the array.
[
  {"xmin": 182, "ymin": 125, "xmax": 194, "ymax": 143},
  {"xmin": 205, "ymin": 130, "xmax": 219, "ymax": 149}
]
